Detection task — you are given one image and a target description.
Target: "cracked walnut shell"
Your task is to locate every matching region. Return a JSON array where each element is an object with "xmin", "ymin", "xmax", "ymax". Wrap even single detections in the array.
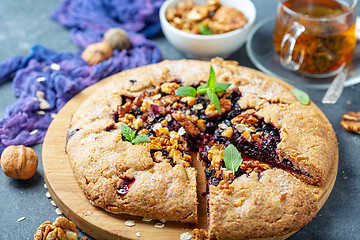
[
  {"xmin": 34, "ymin": 217, "xmax": 78, "ymax": 240},
  {"xmin": 1, "ymin": 145, "xmax": 38, "ymax": 180},
  {"xmin": 341, "ymin": 111, "xmax": 360, "ymax": 134},
  {"xmin": 81, "ymin": 42, "xmax": 113, "ymax": 66}
]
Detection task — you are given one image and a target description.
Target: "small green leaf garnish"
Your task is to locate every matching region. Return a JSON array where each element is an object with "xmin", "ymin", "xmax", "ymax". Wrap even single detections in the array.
[
  {"xmin": 199, "ymin": 23, "xmax": 212, "ymax": 35},
  {"xmin": 121, "ymin": 124, "xmax": 135, "ymax": 142},
  {"xmin": 175, "ymin": 85, "xmax": 197, "ymax": 97},
  {"xmin": 207, "ymin": 89, "xmax": 221, "ymax": 113},
  {"xmin": 207, "ymin": 65, "xmax": 216, "ymax": 88},
  {"xmin": 120, "ymin": 124, "xmax": 150, "ymax": 144},
  {"xmin": 222, "ymin": 144, "xmax": 243, "ymax": 174},
  {"xmin": 290, "ymin": 88, "xmax": 310, "ymax": 105},
  {"xmin": 175, "ymin": 66, "xmax": 231, "ymax": 113},
  {"xmin": 214, "ymin": 82, "xmax": 231, "ymax": 92},
  {"xmin": 132, "ymin": 134, "xmax": 151, "ymax": 144}
]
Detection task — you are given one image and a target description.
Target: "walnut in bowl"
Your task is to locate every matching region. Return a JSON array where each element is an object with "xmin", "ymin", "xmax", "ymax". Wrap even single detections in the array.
[{"xmin": 159, "ymin": 0, "xmax": 256, "ymax": 59}]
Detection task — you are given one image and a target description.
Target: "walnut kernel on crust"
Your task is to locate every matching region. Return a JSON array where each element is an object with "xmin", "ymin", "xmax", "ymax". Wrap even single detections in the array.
[
  {"xmin": 34, "ymin": 217, "xmax": 78, "ymax": 240},
  {"xmin": 341, "ymin": 112, "xmax": 360, "ymax": 134}
]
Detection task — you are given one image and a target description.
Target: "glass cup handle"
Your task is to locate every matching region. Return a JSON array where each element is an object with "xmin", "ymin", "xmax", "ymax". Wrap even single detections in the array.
[{"xmin": 279, "ymin": 21, "xmax": 306, "ymax": 71}]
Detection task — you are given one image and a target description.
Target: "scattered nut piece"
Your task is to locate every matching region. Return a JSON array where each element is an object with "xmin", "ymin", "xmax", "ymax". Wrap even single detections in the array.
[
  {"xmin": 180, "ymin": 232, "xmax": 192, "ymax": 240},
  {"xmin": 50, "ymin": 63, "xmax": 61, "ymax": 71},
  {"xmin": 81, "ymin": 42, "xmax": 113, "ymax": 66},
  {"xmin": 46, "ymin": 191, "xmax": 51, "ymax": 199},
  {"xmin": 36, "ymin": 77, "xmax": 46, "ymax": 82},
  {"xmin": 55, "ymin": 208, "xmax": 63, "ymax": 215},
  {"xmin": 142, "ymin": 217, "xmax": 152, "ymax": 222},
  {"xmin": 51, "ymin": 113, "xmax": 57, "ymax": 119},
  {"xmin": 44, "ymin": 183, "xmax": 47, "ymax": 189},
  {"xmin": 136, "ymin": 232, "xmax": 141, "ymax": 237},
  {"xmin": 154, "ymin": 223, "xmax": 165, "ymax": 228},
  {"xmin": 193, "ymin": 103, "xmax": 203, "ymax": 110},
  {"xmin": 36, "ymin": 91, "xmax": 50, "ymax": 110},
  {"xmin": 30, "ymin": 129, "xmax": 38, "ymax": 135},
  {"xmin": 17, "ymin": 217, "xmax": 26, "ymax": 222},
  {"xmin": 218, "ymin": 123, "xmax": 228, "ymax": 129},
  {"xmin": 36, "ymin": 111, "xmax": 45, "ymax": 115},
  {"xmin": 341, "ymin": 112, "xmax": 360, "ymax": 134},
  {"xmin": 34, "ymin": 217, "xmax": 78, "ymax": 240},
  {"xmin": 178, "ymin": 127, "xmax": 186, "ymax": 136},
  {"xmin": 51, "ymin": 200, "xmax": 57, "ymax": 207},
  {"xmin": 0, "ymin": 145, "xmax": 38, "ymax": 180},
  {"xmin": 125, "ymin": 220, "xmax": 135, "ymax": 227}
]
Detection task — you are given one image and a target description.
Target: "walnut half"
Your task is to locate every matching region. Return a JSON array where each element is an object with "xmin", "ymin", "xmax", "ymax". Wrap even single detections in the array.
[
  {"xmin": 34, "ymin": 217, "xmax": 78, "ymax": 240},
  {"xmin": 340, "ymin": 112, "xmax": 360, "ymax": 134}
]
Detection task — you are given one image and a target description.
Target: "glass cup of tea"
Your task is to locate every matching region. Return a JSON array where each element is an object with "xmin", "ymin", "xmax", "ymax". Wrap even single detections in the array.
[{"xmin": 273, "ymin": 0, "xmax": 357, "ymax": 78}]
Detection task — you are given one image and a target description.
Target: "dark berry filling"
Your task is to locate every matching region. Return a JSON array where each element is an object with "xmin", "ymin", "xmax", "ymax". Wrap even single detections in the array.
[
  {"xmin": 116, "ymin": 178, "xmax": 135, "ymax": 197},
  {"xmin": 109, "ymin": 80, "xmax": 314, "ymax": 194}
]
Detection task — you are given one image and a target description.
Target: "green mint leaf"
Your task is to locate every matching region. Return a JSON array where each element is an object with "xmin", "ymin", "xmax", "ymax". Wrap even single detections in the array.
[
  {"xmin": 199, "ymin": 23, "xmax": 212, "ymax": 35},
  {"xmin": 223, "ymin": 144, "xmax": 243, "ymax": 174},
  {"xmin": 207, "ymin": 89, "xmax": 221, "ymax": 113},
  {"xmin": 214, "ymin": 82, "xmax": 231, "ymax": 92},
  {"xmin": 290, "ymin": 88, "xmax": 310, "ymax": 105},
  {"xmin": 132, "ymin": 134, "xmax": 151, "ymax": 144},
  {"xmin": 207, "ymin": 66, "xmax": 216, "ymax": 89},
  {"xmin": 176, "ymin": 86, "xmax": 197, "ymax": 97},
  {"xmin": 121, "ymin": 124, "xmax": 135, "ymax": 142},
  {"xmin": 197, "ymin": 84, "xmax": 209, "ymax": 94}
]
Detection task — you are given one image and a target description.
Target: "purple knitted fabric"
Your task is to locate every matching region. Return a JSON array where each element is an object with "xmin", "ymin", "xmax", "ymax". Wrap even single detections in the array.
[{"xmin": 0, "ymin": 0, "xmax": 164, "ymax": 153}]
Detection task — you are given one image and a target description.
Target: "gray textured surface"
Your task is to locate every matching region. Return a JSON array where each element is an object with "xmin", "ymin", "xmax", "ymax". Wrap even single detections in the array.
[{"xmin": 0, "ymin": 0, "xmax": 359, "ymax": 239}]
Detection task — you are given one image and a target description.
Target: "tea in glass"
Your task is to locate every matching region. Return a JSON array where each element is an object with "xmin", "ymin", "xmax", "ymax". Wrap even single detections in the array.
[{"xmin": 273, "ymin": 0, "xmax": 357, "ymax": 77}]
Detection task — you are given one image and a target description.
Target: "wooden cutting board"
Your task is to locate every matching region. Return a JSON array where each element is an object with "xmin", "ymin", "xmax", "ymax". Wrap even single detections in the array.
[{"xmin": 42, "ymin": 68, "xmax": 338, "ymax": 240}]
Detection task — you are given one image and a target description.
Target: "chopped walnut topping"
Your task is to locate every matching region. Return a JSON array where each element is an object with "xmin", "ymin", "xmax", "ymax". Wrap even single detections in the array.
[
  {"xmin": 169, "ymin": 149, "xmax": 191, "ymax": 167},
  {"xmin": 180, "ymin": 96, "xmax": 197, "ymax": 106},
  {"xmin": 138, "ymin": 129, "xmax": 149, "ymax": 135},
  {"xmin": 153, "ymin": 151, "xmax": 168, "ymax": 163},
  {"xmin": 34, "ymin": 217, "xmax": 78, "ymax": 240},
  {"xmin": 231, "ymin": 113, "xmax": 259, "ymax": 127},
  {"xmin": 208, "ymin": 144, "xmax": 224, "ymax": 170},
  {"xmin": 172, "ymin": 111, "xmax": 200, "ymax": 137},
  {"xmin": 205, "ymin": 98, "xmax": 231, "ymax": 117},
  {"xmin": 132, "ymin": 117, "xmax": 143, "ymax": 130},
  {"xmin": 118, "ymin": 102, "xmax": 132, "ymax": 118},
  {"xmin": 161, "ymin": 95, "xmax": 181, "ymax": 106},
  {"xmin": 137, "ymin": 136, "xmax": 162, "ymax": 150},
  {"xmin": 193, "ymin": 103, "xmax": 204, "ymax": 110},
  {"xmin": 221, "ymin": 127, "xmax": 233, "ymax": 138},
  {"xmin": 196, "ymin": 119, "xmax": 206, "ymax": 132},
  {"xmin": 161, "ymin": 82, "xmax": 180, "ymax": 95},
  {"xmin": 341, "ymin": 112, "xmax": 360, "ymax": 134}
]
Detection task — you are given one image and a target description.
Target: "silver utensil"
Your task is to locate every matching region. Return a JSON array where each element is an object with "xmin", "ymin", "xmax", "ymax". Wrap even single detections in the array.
[{"xmin": 322, "ymin": 67, "xmax": 348, "ymax": 104}]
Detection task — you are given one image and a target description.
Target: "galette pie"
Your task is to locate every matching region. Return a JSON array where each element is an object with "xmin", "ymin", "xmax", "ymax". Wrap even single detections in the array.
[{"xmin": 65, "ymin": 58, "xmax": 337, "ymax": 239}]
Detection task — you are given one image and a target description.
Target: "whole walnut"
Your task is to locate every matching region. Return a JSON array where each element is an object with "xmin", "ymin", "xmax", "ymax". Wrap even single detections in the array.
[
  {"xmin": 103, "ymin": 28, "xmax": 131, "ymax": 51},
  {"xmin": 81, "ymin": 42, "xmax": 113, "ymax": 66},
  {"xmin": 1, "ymin": 145, "xmax": 38, "ymax": 180},
  {"xmin": 34, "ymin": 217, "xmax": 79, "ymax": 240}
]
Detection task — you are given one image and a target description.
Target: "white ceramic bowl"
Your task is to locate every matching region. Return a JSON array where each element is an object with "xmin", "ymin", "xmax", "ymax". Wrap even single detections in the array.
[{"xmin": 159, "ymin": 0, "xmax": 256, "ymax": 59}]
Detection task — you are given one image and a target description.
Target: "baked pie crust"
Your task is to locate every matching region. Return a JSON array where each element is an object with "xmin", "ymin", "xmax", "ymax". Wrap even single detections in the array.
[{"xmin": 66, "ymin": 58, "xmax": 337, "ymax": 239}]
